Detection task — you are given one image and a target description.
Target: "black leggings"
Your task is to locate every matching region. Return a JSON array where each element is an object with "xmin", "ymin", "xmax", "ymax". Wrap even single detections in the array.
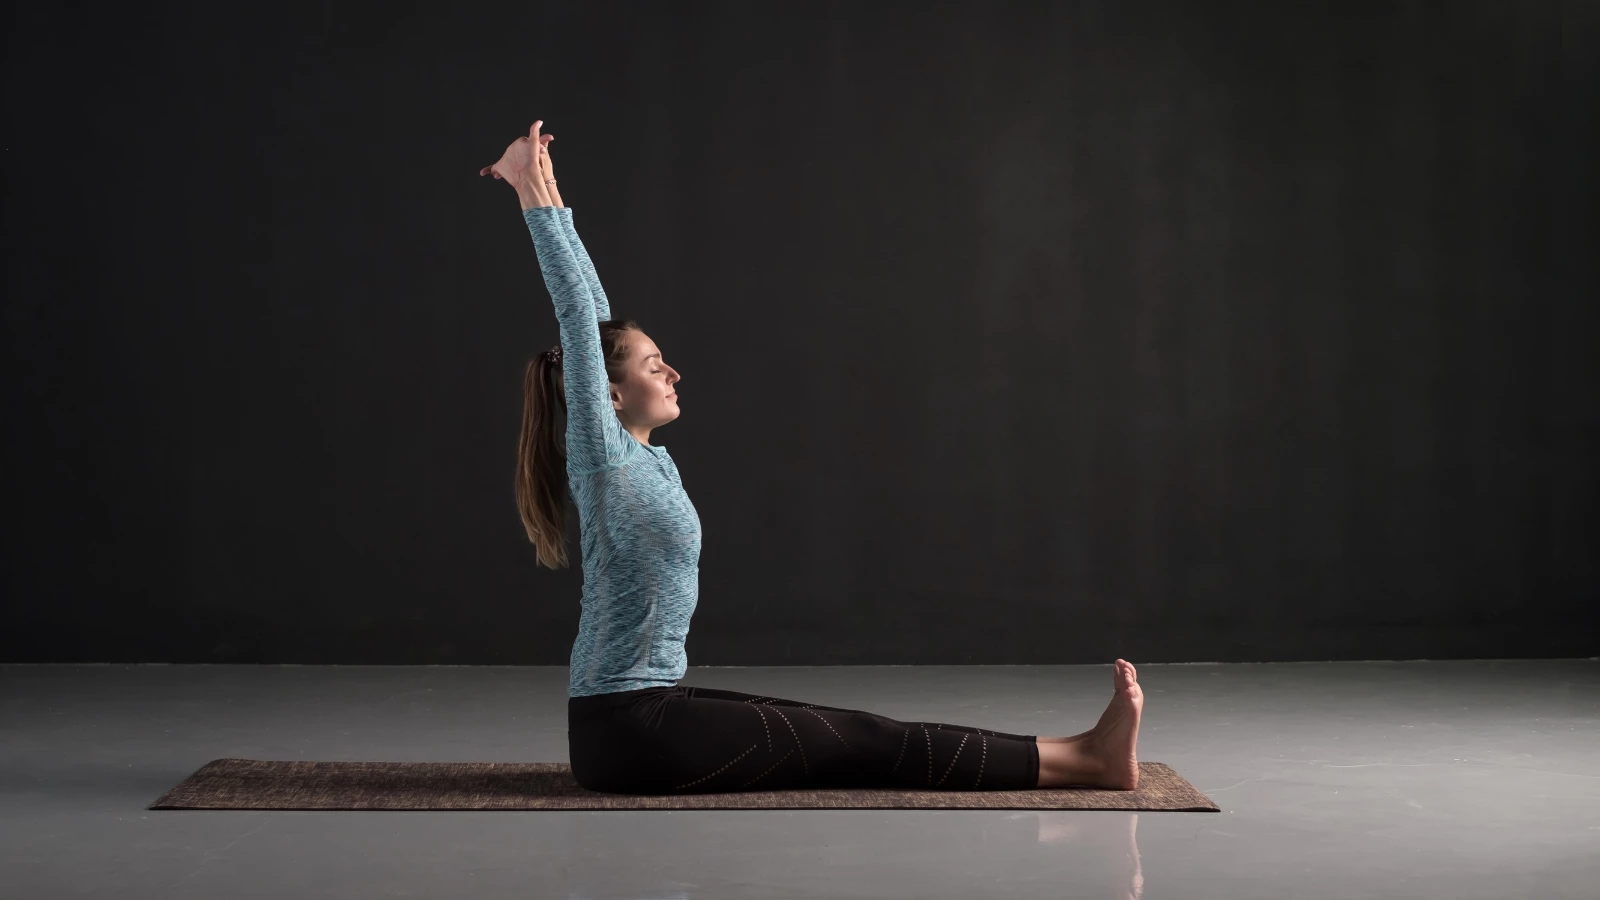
[{"xmin": 568, "ymin": 683, "xmax": 1041, "ymax": 794}]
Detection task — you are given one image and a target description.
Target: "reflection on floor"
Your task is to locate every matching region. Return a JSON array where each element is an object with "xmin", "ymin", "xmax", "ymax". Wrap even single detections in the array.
[{"xmin": 2, "ymin": 659, "xmax": 1595, "ymax": 899}]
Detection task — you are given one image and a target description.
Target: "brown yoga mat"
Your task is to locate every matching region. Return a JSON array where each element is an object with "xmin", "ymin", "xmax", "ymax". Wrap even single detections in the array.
[{"xmin": 149, "ymin": 758, "xmax": 1221, "ymax": 811}]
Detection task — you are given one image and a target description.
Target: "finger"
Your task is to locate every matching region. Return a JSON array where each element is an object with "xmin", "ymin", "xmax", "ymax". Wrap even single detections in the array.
[
  {"xmin": 478, "ymin": 165, "xmax": 492, "ymax": 176},
  {"xmin": 530, "ymin": 119, "xmax": 543, "ymax": 141}
]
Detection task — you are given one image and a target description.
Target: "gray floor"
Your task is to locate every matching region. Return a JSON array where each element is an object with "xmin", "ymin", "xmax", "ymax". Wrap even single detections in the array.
[{"xmin": 2, "ymin": 660, "xmax": 1597, "ymax": 899}]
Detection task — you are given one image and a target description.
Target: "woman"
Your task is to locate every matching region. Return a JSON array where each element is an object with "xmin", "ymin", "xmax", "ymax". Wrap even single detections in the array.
[{"xmin": 480, "ymin": 121, "xmax": 1144, "ymax": 795}]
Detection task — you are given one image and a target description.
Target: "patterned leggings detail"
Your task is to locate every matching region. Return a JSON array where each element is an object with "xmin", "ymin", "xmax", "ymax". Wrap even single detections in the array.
[{"xmin": 568, "ymin": 683, "xmax": 1041, "ymax": 794}]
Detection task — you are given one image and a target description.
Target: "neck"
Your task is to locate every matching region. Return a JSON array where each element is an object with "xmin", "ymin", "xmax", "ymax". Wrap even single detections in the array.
[{"xmin": 625, "ymin": 423, "xmax": 653, "ymax": 447}]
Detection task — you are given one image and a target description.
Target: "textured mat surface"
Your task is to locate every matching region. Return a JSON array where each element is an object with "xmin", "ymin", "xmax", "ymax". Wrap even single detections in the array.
[{"xmin": 150, "ymin": 758, "xmax": 1220, "ymax": 811}]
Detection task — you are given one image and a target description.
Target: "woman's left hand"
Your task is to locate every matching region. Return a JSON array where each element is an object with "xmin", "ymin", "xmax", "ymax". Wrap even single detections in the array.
[{"xmin": 480, "ymin": 121, "xmax": 555, "ymax": 208}]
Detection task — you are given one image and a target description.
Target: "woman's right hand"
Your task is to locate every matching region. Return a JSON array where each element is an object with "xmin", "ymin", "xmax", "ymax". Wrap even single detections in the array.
[{"xmin": 480, "ymin": 120, "xmax": 553, "ymax": 209}]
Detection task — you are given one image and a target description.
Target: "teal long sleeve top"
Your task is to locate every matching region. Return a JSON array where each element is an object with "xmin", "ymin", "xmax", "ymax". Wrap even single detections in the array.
[{"xmin": 522, "ymin": 206, "xmax": 703, "ymax": 698}]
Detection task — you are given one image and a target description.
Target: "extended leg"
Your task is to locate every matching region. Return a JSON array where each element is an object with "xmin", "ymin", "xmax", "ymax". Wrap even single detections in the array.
[
  {"xmin": 619, "ymin": 684, "xmax": 1041, "ymax": 792},
  {"xmin": 685, "ymin": 659, "xmax": 1146, "ymax": 791},
  {"xmin": 678, "ymin": 684, "xmax": 1037, "ymax": 741}
]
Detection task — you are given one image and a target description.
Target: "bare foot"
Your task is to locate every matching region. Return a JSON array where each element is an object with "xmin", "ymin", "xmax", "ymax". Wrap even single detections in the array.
[{"xmin": 1082, "ymin": 659, "xmax": 1143, "ymax": 790}]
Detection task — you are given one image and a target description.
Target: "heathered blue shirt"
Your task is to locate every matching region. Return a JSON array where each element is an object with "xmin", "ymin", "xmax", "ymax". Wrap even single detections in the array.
[{"xmin": 523, "ymin": 206, "xmax": 703, "ymax": 698}]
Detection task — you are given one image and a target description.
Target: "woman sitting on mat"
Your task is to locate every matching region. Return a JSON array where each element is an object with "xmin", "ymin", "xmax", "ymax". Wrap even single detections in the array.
[{"xmin": 479, "ymin": 120, "xmax": 1144, "ymax": 795}]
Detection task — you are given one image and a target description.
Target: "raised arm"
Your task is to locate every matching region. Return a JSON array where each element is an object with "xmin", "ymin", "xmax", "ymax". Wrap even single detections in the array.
[
  {"xmin": 521, "ymin": 207, "xmax": 629, "ymax": 473},
  {"xmin": 534, "ymin": 131, "xmax": 612, "ymax": 323},
  {"xmin": 482, "ymin": 121, "xmax": 630, "ymax": 473},
  {"xmin": 554, "ymin": 208, "xmax": 612, "ymax": 323}
]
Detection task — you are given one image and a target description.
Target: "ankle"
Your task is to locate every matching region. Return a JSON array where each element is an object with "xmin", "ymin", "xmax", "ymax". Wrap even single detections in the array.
[
  {"xmin": 1035, "ymin": 736, "xmax": 1104, "ymax": 788},
  {"xmin": 1036, "ymin": 728, "xmax": 1095, "ymax": 744}
]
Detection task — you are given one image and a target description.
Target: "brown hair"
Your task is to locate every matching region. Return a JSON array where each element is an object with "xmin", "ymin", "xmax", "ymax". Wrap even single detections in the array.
[{"xmin": 515, "ymin": 318, "xmax": 641, "ymax": 569}]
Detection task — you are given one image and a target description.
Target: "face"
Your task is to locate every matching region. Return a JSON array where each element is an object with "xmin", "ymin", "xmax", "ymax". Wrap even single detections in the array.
[{"xmin": 609, "ymin": 331, "xmax": 681, "ymax": 429}]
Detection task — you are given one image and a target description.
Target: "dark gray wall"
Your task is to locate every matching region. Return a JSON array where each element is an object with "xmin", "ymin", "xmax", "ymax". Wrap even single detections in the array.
[{"xmin": 5, "ymin": 1, "xmax": 1596, "ymax": 664}]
